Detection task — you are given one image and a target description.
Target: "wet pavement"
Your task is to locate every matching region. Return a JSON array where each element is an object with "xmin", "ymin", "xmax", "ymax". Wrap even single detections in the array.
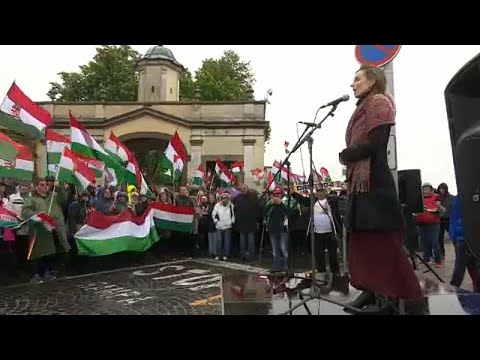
[
  {"xmin": 1, "ymin": 254, "xmax": 479, "ymax": 315},
  {"xmin": 0, "ymin": 238, "xmax": 478, "ymax": 315},
  {"xmin": 222, "ymin": 270, "xmax": 480, "ymax": 315}
]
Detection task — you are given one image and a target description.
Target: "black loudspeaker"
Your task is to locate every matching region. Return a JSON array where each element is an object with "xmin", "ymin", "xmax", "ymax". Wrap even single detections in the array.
[
  {"xmin": 445, "ymin": 52, "xmax": 480, "ymax": 259},
  {"xmin": 398, "ymin": 169, "xmax": 424, "ymax": 214}
]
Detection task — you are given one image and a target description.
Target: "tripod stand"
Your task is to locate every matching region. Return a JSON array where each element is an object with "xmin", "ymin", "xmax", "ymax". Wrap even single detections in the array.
[
  {"xmin": 269, "ymin": 103, "xmax": 358, "ymax": 315},
  {"xmin": 402, "ymin": 204, "xmax": 444, "ymax": 283}
]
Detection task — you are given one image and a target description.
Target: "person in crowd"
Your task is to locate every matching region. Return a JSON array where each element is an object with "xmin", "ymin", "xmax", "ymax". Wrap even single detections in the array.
[
  {"xmin": 129, "ymin": 192, "xmax": 139, "ymax": 213},
  {"xmin": 67, "ymin": 190, "xmax": 90, "ymax": 273},
  {"xmin": 22, "ymin": 177, "xmax": 70, "ymax": 284},
  {"xmin": 135, "ymin": 194, "xmax": 150, "ymax": 216},
  {"xmin": 257, "ymin": 192, "xmax": 270, "ymax": 255},
  {"xmin": 265, "ymin": 187, "xmax": 292, "ymax": 272},
  {"xmin": 339, "ymin": 64, "xmax": 423, "ymax": 313},
  {"xmin": 437, "ymin": 182, "xmax": 454, "ymax": 259},
  {"xmin": 292, "ymin": 187, "xmax": 341, "ymax": 279},
  {"xmin": 62, "ymin": 182, "xmax": 77, "ymax": 222},
  {"xmin": 1, "ymin": 186, "xmax": 17, "ymax": 275},
  {"xmin": 6, "ymin": 181, "xmax": 31, "ymax": 273},
  {"xmin": 212, "ymin": 192, "xmax": 235, "ymax": 261},
  {"xmin": 1, "ymin": 178, "xmax": 16, "ymax": 197},
  {"xmin": 94, "ymin": 187, "xmax": 115, "ymax": 215},
  {"xmin": 176, "ymin": 186, "xmax": 192, "ymax": 207},
  {"xmin": 449, "ymin": 195, "xmax": 480, "ymax": 292},
  {"xmin": 234, "ymin": 184, "xmax": 260, "ymax": 261},
  {"xmin": 45, "ymin": 175, "xmax": 56, "ymax": 193},
  {"xmin": 127, "ymin": 185, "xmax": 137, "ymax": 204},
  {"xmin": 173, "ymin": 186, "xmax": 195, "ymax": 255},
  {"xmin": 158, "ymin": 191, "xmax": 171, "ymax": 204},
  {"xmin": 202, "ymin": 193, "xmax": 217, "ymax": 258},
  {"xmin": 114, "ymin": 192, "xmax": 129, "ymax": 214},
  {"xmin": 416, "ymin": 182, "xmax": 444, "ymax": 267},
  {"xmin": 190, "ymin": 196, "xmax": 203, "ymax": 255}
]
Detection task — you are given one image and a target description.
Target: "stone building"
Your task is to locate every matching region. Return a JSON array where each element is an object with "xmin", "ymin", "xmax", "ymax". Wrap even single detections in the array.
[{"xmin": 37, "ymin": 45, "xmax": 268, "ymax": 187}]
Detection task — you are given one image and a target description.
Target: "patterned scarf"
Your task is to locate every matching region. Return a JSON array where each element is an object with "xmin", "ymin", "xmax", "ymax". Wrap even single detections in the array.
[{"xmin": 345, "ymin": 93, "xmax": 396, "ymax": 194}]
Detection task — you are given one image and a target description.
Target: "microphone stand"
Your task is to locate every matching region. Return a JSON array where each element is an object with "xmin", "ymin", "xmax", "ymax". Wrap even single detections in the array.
[{"xmin": 278, "ymin": 104, "xmax": 360, "ymax": 315}]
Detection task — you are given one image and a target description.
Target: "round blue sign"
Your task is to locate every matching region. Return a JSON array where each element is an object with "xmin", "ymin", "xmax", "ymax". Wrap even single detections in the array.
[{"xmin": 355, "ymin": 45, "xmax": 401, "ymax": 67}]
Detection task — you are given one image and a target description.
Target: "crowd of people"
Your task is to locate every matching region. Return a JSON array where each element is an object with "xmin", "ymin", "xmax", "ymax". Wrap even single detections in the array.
[
  {"xmin": 2, "ymin": 172, "xmax": 476, "ymax": 295},
  {"xmin": 0, "ymin": 174, "xmax": 347, "ymax": 283}
]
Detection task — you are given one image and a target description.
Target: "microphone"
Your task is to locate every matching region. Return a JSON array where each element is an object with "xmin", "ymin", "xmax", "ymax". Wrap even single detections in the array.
[
  {"xmin": 319, "ymin": 94, "xmax": 350, "ymax": 109},
  {"xmin": 298, "ymin": 121, "xmax": 317, "ymax": 126}
]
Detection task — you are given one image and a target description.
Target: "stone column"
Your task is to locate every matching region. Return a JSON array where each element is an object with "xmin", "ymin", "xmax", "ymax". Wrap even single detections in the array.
[
  {"xmin": 35, "ymin": 141, "xmax": 47, "ymax": 178},
  {"xmin": 242, "ymin": 138, "xmax": 256, "ymax": 187},
  {"xmin": 189, "ymin": 138, "xmax": 204, "ymax": 179}
]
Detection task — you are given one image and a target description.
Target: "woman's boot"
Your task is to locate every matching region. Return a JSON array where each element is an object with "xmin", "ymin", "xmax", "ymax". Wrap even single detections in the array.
[{"xmin": 343, "ymin": 290, "xmax": 376, "ymax": 313}]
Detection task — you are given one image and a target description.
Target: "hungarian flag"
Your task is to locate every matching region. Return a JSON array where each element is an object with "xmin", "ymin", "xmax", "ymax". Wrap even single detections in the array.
[
  {"xmin": 74, "ymin": 202, "xmax": 194, "ymax": 257},
  {"xmin": 104, "ymin": 132, "xmax": 149, "ymax": 195},
  {"xmin": 320, "ymin": 167, "xmax": 332, "ymax": 183},
  {"xmin": 70, "ymin": 112, "xmax": 127, "ymax": 186},
  {"xmin": 267, "ymin": 171, "xmax": 276, "ymax": 192},
  {"xmin": 192, "ymin": 164, "xmax": 206, "ymax": 186},
  {"xmin": 30, "ymin": 212, "xmax": 57, "ymax": 232},
  {"xmin": 0, "ymin": 132, "xmax": 34, "ymax": 181},
  {"xmin": 160, "ymin": 131, "xmax": 187, "ymax": 182},
  {"xmin": 75, "ymin": 207, "xmax": 160, "ymax": 257},
  {"xmin": 231, "ymin": 161, "xmax": 244, "ymax": 175},
  {"xmin": 272, "ymin": 160, "xmax": 288, "ymax": 183},
  {"xmin": 57, "ymin": 148, "xmax": 97, "ymax": 191},
  {"xmin": 0, "ymin": 206, "xmax": 19, "ymax": 228},
  {"xmin": 0, "ymin": 82, "xmax": 52, "ymax": 139},
  {"xmin": 46, "ymin": 129, "xmax": 71, "ymax": 175},
  {"xmin": 215, "ymin": 159, "xmax": 235, "ymax": 187},
  {"xmin": 26, "ymin": 212, "xmax": 58, "ymax": 260},
  {"xmin": 74, "ymin": 152, "xmax": 105, "ymax": 179},
  {"xmin": 251, "ymin": 168, "xmax": 265, "ymax": 186}
]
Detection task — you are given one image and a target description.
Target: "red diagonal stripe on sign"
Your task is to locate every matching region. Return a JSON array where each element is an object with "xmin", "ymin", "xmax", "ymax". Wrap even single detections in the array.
[{"xmin": 373, "ymin": 45, "xmax": 394, "ymax": 54}]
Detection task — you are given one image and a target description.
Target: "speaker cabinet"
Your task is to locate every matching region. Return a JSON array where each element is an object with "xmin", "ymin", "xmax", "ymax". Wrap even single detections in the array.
[
  {"xmin": 445, "ymin": 52, "xmax": 480, "ymax": 259},
  {"xmin": 398, "ymin": 169, "xmax": 423, "ymax": 214}
]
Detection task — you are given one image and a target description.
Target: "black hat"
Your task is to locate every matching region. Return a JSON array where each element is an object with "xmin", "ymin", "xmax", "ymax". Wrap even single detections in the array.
[{"xmin": 45, "ymin": 175, "xmax": 55, "ymax": 182}]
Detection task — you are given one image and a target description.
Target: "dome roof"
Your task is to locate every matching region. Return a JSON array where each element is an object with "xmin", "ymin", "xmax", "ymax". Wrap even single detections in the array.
[{"xmin": 143, "ymin": 45, "xmax": 181, "ymax": 66}]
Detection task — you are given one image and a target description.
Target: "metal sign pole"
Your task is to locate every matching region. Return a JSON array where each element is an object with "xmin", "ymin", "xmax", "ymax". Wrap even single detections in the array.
[{"xmin": 384, "ymin": 61, "xmax": 399, "ymax": 193}]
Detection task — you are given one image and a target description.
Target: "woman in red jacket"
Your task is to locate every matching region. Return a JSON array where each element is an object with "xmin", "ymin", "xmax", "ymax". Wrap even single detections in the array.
[{"xmin": 416, "ymin": 182, "xmax": 444, "ymax": 267}]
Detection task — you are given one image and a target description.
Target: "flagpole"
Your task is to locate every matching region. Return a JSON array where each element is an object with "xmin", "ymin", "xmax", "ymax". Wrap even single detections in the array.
[
  {"xmin": 172, "ymin": 175, "xmax": 176, "ymax": 206},
  {"xmin": 47, "ymin": 155, "xmax": 61, "ymax": 215}
]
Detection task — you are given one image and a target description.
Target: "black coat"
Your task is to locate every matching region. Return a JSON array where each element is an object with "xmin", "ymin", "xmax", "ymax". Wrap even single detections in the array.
[
  {"xmin": 234, "ymin": 192, "xmax": 260, "ymax": 233},
  {"xmin": 340, "ymin": 125, "xmax": 403, "ymax": 232}
]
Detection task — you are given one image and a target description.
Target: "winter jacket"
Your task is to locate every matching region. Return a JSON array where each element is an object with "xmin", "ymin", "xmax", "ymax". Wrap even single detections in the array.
[
  {"xmin": 212, "ymin": 202, "xmax": 235, "ymax": 230},
  {"xmin": 265, "ymin": 200, "xmax": 292, "ymax": 234},
  {"xmin": 416, "ymin": 194, "xmax": 441, "ymax": 225},
  {"xmin": 439, "ymin": 193, "xmax": 454, "ymax": 222},
  {"xmin": 449, "ymin": 196, "xmax": 464, "ymax": 243},
  {"xmin": 21, "ymin": 192, "xmax": 70, "ymax": 260},
  {"xmin": 67, "ymin": 200, "xmax": 89, "ymax": 237},
  {"xmin": 234, "ymin": 191, "xmax": 260, "ymax": 233}
]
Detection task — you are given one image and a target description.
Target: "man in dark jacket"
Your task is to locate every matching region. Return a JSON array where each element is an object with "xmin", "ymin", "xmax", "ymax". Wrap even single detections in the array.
[
  {"xmin": 234, "ymin": 184, "xmax": 260, "ymax": 261},
  {"xmin": 67, "ymin": 191, "xmax": 90, "ymax": 247},
  {"xmin": 438, "ymin": 183, "xmax": 454, "ymax": 258},
  {"xmin": 67, "ymin": 191, "xmax": 90, "ymax": 273},
  {"xmin": 265, "ymin": 187, "xmax": 293, "ymax": 271}
]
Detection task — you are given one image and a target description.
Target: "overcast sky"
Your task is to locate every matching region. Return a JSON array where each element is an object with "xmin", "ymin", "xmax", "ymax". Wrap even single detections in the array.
[{"xmin": 1, "ymin": 45, "xmax": 478, "ymax": 194}]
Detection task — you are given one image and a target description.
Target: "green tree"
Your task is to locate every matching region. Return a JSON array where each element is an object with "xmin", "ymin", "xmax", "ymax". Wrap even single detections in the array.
[
  {"xmin": 47, "ymin": 45, "xmax": 141, "ymax": 102},
  {"xmin": 179, "ymin": 50, "xmax": 270, "ymax": 142},
  {"xmin": 180, "ymin": 50, "xmax": 255, "ymax": 102}
]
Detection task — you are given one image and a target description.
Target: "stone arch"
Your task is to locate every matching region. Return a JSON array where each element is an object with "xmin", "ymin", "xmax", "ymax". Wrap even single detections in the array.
[{"xmin": 118, "ymin": 131, "xmax": 189, "ymax": 187}]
